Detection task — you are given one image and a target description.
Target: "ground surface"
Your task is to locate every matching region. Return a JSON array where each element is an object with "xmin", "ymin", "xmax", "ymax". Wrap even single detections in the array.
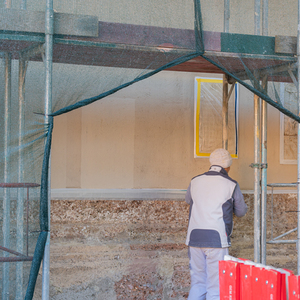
[{"xmin": 32, "ymin": 193, "xmax": 298, "ymax": 299}]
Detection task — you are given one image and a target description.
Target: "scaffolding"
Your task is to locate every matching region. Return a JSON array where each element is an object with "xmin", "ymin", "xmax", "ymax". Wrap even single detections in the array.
[
  {"xmin": 1, "ymin": 0, "xmax": 300, "ymax": 299},
  {"xmin": 267, "ymin": 183, "xmax": 298, "ymax": 245}
]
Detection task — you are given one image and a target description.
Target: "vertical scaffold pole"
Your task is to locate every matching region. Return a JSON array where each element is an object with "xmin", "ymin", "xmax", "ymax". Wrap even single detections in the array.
[
  {"xmin": 297, "ymin": 0, "xmax": 300, "ymax": 275},
  {"xmin": 16, "ymin": 55, "xmax": 27, "ymax": 300},
  {"xmin": 253, "ymin": 91, "xmax": 261, "ymax": 264},
  {"xmin": 262, "ymin": 0, "xmax": 268, "ymax": 37},
  {"xmin": 224, "ymin": 0, "xmax": 230, "ymax": 33},
  {"xmin": 223, "ymin": 1, "xmax": 229, "ymax": 151},
  {"xmin": 222, "ymin": 75, "xmax": 229, "ymax": 150},
  {"xmin": 42, "ymin": 0, "xmax": 53, "ymax": 298},
  {"xmin": 253, "ymin": 84, "xmax": 261, "ymax": 254},
  {"xmin": 21, "ymin": 0, "xmax": 26, "ymax": 9},
  {"xmin": 261, "ymin": 0, "xmax": 268, "ymax": 266},
  {"xmin": 253, "ymin": 0, "xmax": 261, "ymax": 264},
  {"xmin": 2, "ymin": 52, "xmax": 11, "ymax": 300},
  {"xmin": 2, "ymin": 0, "xmax": 11, "ymax": 300},
  {"xmin": 254, "ymin": 0, "xmax": 260, "ymax": 36},
  {"xmin": 261, "ymin": 76, "xmax": 268, "ymax": 265}
]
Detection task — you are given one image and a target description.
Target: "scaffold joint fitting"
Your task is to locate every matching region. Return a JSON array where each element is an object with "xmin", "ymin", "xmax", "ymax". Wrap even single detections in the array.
[{"xmin": 249, "ymin": 163, "xmax": 268, "ymax": 169}]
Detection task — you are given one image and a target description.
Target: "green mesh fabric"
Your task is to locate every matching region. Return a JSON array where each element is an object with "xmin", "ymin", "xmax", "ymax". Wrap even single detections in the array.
[
  {"xmin": 0, "ymin": 1, "xmax": 203, "ymax": 298},
  {"xmin": 199, "ymin": 2, "xmax": 299, "ymax": 122},
  {"xmin": 0, "ymin": 0, "xmax": 299, "ymax": 298}
]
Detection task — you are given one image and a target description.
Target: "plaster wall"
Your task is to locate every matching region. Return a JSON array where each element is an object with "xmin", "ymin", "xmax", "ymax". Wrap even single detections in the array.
[
  {"xmin": 1, "ymin": 1, "xmax": 297, "ymax": 192},
  {"xmin": 1, "ymin": 0, "xmax": 297, "ymax": 35},
  {"xmin": 51, "ymin": 71, "xmax": 298, "ymax": 191}
]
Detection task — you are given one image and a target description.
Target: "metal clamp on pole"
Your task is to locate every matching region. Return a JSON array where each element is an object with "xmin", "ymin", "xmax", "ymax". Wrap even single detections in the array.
[{"xmin": 249, "ymin": 163, "xmax": 268, "ymax": 169}]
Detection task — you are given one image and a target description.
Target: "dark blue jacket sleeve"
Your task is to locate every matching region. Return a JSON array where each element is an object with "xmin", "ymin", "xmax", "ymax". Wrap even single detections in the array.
[{"xmin": 185, "ymin": 183, "xmax": 192, "ymax": 205}]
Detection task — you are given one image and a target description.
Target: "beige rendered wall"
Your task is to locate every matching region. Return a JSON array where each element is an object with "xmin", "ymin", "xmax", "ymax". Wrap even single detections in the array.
[
  {"xmin": 6, "ymin": 0, "xmax": 294, "ymax": 191},
  {"xmin": 1, "ymin": 0, "xmax": 297, "ymax": 35},
  {"xmin": 51, "ymin": 70, "xmax": 298, "ymax": 191},
  {"xmin": 200, "ymin": 0, "xmax": 298, "ymax": 36}
]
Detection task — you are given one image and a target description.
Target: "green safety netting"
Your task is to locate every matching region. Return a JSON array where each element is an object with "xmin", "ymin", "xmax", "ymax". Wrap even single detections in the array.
[
  {"xmin": 200, "ymin": 1, "xmax": 299, "ymax": 122},
  {"xmin": 0, "ymin": 0, "xmax": 298, "ymax": 298}
]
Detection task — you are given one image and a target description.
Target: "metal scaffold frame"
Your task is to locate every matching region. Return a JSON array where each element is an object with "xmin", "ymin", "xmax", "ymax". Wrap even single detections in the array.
[
  {"xmin": 41, "ymin": 0, "xmax": 53, "ymax": 299},
  {"xmin": 222, "ymin": 0, "xmax": 300, "ymax": 272},
  {"xmin": 1, "ymin": 0, "xmax": 300, "ymax": 298},
  {"xmin": 267, "ymin": 183, "xmax": 297, "ymax": 245},
  {"xmin": 297, "ymin": 0, "xmax": 300, "ymax": 275},
  {"xmin": 1, "ymin": 1, "xmax": 51, "ymax": 299}
]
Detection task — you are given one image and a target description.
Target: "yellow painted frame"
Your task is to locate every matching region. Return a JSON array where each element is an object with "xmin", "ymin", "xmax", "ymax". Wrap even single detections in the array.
[{"xmin": 194, "ymin": 77, "xmax": 238, "ymax": 158}]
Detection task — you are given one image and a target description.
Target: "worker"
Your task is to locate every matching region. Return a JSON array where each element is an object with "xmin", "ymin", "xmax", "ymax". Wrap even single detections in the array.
[{"xmin": 185, "ymin": 148, "xmax": 247, "ymax": 300}]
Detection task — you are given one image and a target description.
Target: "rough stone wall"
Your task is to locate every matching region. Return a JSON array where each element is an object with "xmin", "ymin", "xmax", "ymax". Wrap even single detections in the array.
[{"xmin": 33, "ymin": 193, "xmax": 298, "ymax": 299}]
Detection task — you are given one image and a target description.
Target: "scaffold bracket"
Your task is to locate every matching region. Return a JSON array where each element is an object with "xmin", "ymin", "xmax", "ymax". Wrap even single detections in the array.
[{"xmin": 249, "ymin": 163, "xmax": 268, "ymax": 169}]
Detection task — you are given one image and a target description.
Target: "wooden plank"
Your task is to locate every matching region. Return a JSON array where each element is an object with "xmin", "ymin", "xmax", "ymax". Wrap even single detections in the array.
[
  {"xmin": 275, "ymin": 35, "xmax": 297, "ymax": 55},
  {"xmin": 203, "ymin": 31, "xmax": 221, "ymax": 51},
  {"xmin": 0, "ymin": 21, "xmax": 296, "ymax": 80},
  {"xmin": 0, "ymin": 8, "xmax": 98, "ymax": 37},
  {"xmin": 92, "ymin": 23, "xmax": 220, "ymax": 51},
  {"xmin": 95, "ymin": 21, "xmax": 195, "ymax": 49}
]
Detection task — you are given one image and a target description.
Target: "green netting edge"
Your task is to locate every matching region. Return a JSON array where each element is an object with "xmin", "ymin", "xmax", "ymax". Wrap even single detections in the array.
[
  {"xmin": 51, "ymin": 52, "xmax": 202, "ymax": 117},
  {"xmin": 39, "ymin": 117, "xmax": 53, "ymax": 232},
  {"xmin": 202, "ymin": 54, "xmax": 300, "ymax": 123},
  {"xmin": 24, "ymin": 231, "xmax": 48, "ymax": 300},
  {"xmin": 24, "ymin": 117, "xmax": 53, "ymax": 300}
]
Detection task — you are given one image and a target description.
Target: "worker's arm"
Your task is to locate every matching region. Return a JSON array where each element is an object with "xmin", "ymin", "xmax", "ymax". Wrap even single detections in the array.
[
  {"xmin": 185, "ymin": 183, "xmax": 192, "ymax": 205},
  {"xmin": 232, "ymin": 183, "xmax": 247, "ymax": 217}
]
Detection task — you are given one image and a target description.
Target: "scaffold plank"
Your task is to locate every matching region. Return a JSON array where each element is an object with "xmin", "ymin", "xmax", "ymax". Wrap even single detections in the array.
[{"xmin": 0, "ymin": 20, "xmax": 296, "ymax": 79}]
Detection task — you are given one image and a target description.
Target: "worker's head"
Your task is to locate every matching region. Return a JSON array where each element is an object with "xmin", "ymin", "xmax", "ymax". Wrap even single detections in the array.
[{"xmin": 209, "ymin": 148, "xmax": 232, "ymax": 170}]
